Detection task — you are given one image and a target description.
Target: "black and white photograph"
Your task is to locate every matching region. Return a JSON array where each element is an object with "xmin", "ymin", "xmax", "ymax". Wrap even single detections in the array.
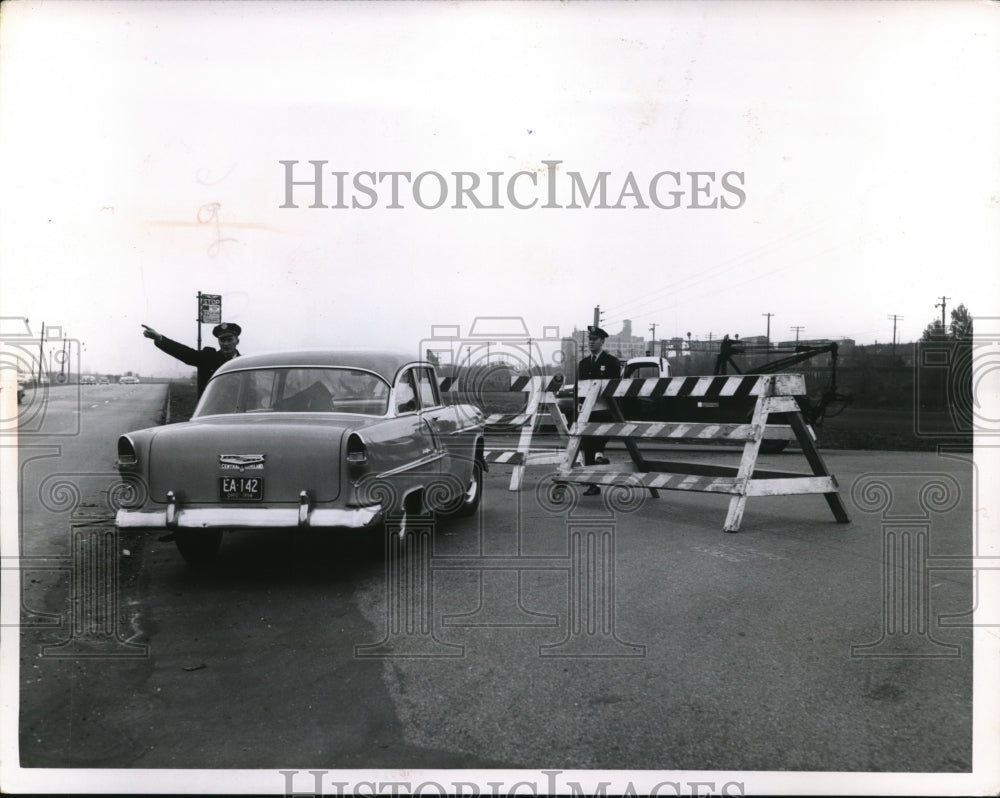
[{"xmin": 1, "ymin": 1, "xmax": 998, "ymax": 795}]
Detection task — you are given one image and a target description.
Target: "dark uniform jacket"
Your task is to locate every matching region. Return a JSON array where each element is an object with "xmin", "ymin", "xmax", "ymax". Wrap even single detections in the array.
[
  {"xmin": 576, "ymin": 350, "xmax": 621, "ymax": 463},
  {"xmin": 155, "ymin": 336, "xmax": 240, "ymax": 396},
  {"xmin": 578, "ymin": 350, "xmax": 622, "ymax": 381}
]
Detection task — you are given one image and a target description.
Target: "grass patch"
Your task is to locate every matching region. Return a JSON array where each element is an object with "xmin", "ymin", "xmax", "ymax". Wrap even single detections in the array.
[{"xmin": 167, "ymin": 380, "xmax": 199, "ymax": 423}]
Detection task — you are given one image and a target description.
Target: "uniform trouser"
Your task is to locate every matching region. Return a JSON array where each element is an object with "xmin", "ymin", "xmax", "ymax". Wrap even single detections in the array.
[{"xmin": 580, "ymin": 409, "xmax": 612, "ymax": 465}]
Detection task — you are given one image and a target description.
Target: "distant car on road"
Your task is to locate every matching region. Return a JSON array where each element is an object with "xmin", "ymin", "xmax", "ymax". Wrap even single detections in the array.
[
  {"xmin": 98, "ymin": 377, "xmax": 110, "ymax": 385},
  {"xmin": 115, "ymin": 349, "xmax": 487, "ymax": 564},
  {"xmin": 80, "ymin": 375, "xmax": 97, "ymax": 385},
  {"xmin": 119, "ymin": 375, "xmax": 140, "ymax": 384}
]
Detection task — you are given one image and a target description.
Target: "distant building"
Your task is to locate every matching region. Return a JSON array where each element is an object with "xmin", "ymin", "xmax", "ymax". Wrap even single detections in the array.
[{"xmin": 571, "ymin": 319, "xmax": 648, "ymax": 363}]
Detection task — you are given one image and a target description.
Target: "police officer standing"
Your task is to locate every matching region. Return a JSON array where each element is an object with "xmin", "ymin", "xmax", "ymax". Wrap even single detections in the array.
[
  {"xmin": 578, "ymin": 325, "xmax": 621, "ymax": 495},
  {"xmin": 142, "ymin": 322, "xmax": 242, "ymax": 396}
]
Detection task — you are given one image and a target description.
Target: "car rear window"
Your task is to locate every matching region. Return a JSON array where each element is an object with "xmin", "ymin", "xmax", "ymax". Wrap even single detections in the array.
[{"xmin": 195, "ymin": 367, "xmax": 390, "ymax": 417}]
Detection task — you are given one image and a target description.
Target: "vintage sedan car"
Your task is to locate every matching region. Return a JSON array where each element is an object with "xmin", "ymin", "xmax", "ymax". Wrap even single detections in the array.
[
  {"xmin": 115, "ymin": 349, "xmax": 486, "ymax": 564},
  {"xmin": 119, "ymin": 375, "xmax": 140, "ymax": 384}
]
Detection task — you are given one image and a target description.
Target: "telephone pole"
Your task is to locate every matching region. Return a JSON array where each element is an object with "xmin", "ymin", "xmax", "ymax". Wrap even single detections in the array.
[
  {"xmin": 762, "ymin": 312, "xmax": 774, "ymax": 349},
  {"xmin": 37, "ymin": 322, "xmax": 46, "ymax": 383},
  {"xmin": 593, "ymin": 305, "xmax": 601, "ymax": 328},
  {"xmin": 888, "ymin": 314, "xmax": 903, "ymax": 363},
  {"xmin": 935, "ymin": 296, "xmax": 951, "ymax": 332},
  {"xmin": 649, "ymin": 323, "xmax": 657, "ymax": 355},
  {"xmin": 790, "ymin": 325, "xmax": 804, "ymax": 344}
]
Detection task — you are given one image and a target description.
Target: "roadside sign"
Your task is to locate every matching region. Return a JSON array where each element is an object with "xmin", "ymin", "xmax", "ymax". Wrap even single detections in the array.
[{"xmin": 199, "ymin": 293, "xmax": 222, "ymax": 324}]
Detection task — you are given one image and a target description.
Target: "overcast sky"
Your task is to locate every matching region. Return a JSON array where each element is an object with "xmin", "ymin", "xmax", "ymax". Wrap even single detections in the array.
[{"xmin": 2, "ymin": 1, "xmax": 998, "ymax": 377}]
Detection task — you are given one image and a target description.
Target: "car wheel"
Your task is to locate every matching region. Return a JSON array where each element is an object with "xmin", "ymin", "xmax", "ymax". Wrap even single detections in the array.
[
  {"xmin": 453, "ymin": 460, "xmax": 483, "ymax": 517},
  {"xmin": 175, "ymin": 529, "xmax": 222, "ymax": 565}
]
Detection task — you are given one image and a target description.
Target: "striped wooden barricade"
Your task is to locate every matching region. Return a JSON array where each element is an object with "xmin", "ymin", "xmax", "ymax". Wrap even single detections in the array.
[
  {"xmin": 482, "ymin": 375, "xmax": 572, "ymax": 491},
  {"xmin": 555, "ymin": 373, "xmax": 851, "ymax": 532}
]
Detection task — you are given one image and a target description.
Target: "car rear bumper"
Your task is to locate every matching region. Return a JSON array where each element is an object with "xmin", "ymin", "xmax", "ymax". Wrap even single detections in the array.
[{"xmin": 116, "ymin": 499, "xmax": 382, "ymax": 530}]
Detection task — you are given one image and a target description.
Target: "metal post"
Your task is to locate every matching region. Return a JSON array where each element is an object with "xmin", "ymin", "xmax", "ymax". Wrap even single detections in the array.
[
  {"xmin": 37, "ymin": 322, "xmax": 46, "ymax": 383},
  {"xmin": 196, "ymin": 291, "xmax": 202, "ymax": 350}
]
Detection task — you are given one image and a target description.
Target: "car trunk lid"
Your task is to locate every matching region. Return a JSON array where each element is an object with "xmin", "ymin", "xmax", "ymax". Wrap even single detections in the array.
[{"xmin": 147, "ymin": 415, "xmax": 355, "ymax": 504}]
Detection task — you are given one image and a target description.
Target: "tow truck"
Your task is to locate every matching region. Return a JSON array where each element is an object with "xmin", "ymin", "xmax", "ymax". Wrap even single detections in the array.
[{"xmin": 711, "ymin": 336, "xmax": 852, "ymax": 428}]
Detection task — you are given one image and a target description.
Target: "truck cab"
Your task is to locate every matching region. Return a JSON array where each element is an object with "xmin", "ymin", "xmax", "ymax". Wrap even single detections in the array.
[{"xmin": 622, "ymin": 356, "xmax": 670, "ymax": 380}]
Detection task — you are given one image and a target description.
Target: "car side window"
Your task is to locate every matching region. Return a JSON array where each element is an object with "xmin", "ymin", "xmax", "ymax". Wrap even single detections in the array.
[
  {"xmin": 246, "ymin": 370, "xmax": 276, "ymax": 410},
  {"xmin": 415, "ymin": 367, "xmax": 440, "ymax": 408},
  {"xmin": 395, "ymin": 370, "xmax": 417, "ymax": 414}
]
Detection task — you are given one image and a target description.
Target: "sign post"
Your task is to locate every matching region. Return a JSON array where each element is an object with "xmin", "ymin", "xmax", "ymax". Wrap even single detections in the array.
[{"xmin": 197, "ymin": 292, "xmax": 222, "ymax": 349}]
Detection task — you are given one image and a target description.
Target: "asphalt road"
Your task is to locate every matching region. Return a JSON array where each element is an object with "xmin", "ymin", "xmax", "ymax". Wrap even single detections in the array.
[{"xmin": 10, "ymin": 384, "xmax": 982, "ymax": 791}]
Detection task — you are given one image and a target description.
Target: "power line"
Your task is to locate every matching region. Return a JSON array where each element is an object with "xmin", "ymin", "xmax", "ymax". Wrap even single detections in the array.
[
  {"xmin": 602, "ymin": 232, "xmax": 849, "ymax": 334},
  {"xmin": 604, "ymin": 217, "xmax": 833, "ymax": 322}
]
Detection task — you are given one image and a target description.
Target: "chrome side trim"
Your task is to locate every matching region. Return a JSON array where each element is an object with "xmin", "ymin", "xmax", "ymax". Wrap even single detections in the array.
[{"xmin": 375, "ymin": 451, "xmax": 446, "ymax": 479}]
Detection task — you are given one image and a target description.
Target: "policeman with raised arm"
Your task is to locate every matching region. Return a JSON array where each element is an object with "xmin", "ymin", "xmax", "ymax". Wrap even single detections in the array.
[{"xmin": 142, "ymin": 322, "xmax": 242, "ymax": 397}]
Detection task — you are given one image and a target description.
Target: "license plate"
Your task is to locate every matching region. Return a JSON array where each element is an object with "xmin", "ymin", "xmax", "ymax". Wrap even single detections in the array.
[{"xmin": 219, "ymin": 476, "xmax": 263, "ymax": 501}]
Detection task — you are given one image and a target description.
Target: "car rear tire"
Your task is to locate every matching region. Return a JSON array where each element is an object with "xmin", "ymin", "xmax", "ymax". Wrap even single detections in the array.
[
  {"xmin": 453, "ymin": 461, "xmax": 483, "ymax": 517},
  {"xmin": 175, "ymin": 529, "xmax": 222, "ymax": 565}
]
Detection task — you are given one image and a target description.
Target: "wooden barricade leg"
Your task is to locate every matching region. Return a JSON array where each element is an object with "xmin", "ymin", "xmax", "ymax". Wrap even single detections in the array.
[
  {"xmin": 723, "ymin": 381, "xmax": 770, "ymax": 533},
  {"xmin": 560, "ymin": 380, "xmax": 602, "ymax": 474},
  {"xmin": 787, "ymin": 411, "xmax": 851, "ymax": 524},
  {"xmin": 508, "ymin": 380, "xmax": 544, "ymax": 491},
  {"xmin": 547, "ymin": 391, "xmax": 572, "ymax": 439}
]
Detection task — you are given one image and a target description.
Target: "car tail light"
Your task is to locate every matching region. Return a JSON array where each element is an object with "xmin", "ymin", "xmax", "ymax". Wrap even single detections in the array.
[
  {"xmin": 117, "ymin": 436, "xmax": 137, "ymax": 467},
  {"xmin": 346, "ymin": 435, "xmax": 368, "ymax": 478}
]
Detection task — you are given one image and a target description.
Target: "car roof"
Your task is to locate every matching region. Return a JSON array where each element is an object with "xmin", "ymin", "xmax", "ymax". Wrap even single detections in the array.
[{"xmin": 212, "ymin": 349, "xmax": 424, "ymax": 382}]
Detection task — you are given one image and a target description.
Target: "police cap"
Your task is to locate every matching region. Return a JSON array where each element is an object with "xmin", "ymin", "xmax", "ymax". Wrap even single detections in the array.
[
  {"xmin": 212, "ymin": 322, "xmax": 242, "ymax": 338},
  {"xmin": 586, "ymin": 325, "xmax": 609, "ymax": 340}
]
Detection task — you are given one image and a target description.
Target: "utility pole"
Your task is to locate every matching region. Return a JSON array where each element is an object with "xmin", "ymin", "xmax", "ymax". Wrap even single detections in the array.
[
  {"xmin": 762, "ymin": 312, "xmax": 774, "ymax": 349},
  {"xmin": 593, "ymin": 305, "xmax": 601, "ymax": 328},
  {"xmin": 649, "ymin": 323, "xmax": 657, "ymax": 356},
  {"xmin": 37, "ymin": 322, "xmax": 46, "ymax": 383},
  {"xmin": 935, "ymin": 296, "xmax": 951, "ymax": 333},
  {"xmin": 791, "ymin": 325, "xmax": 804, "ymax": 344},
  {"xmin": 888, "ymin": 314, "xmax": 903, "ymax": 364}
]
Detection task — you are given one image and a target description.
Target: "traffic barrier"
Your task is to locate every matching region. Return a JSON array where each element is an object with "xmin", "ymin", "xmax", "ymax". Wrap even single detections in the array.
[
  {"xmin": 482, "ymin": 375, "xmax": 571, "ymax": 491},
  {"xmin": 554, "ymin": 373, "xmax": 851, "ymax": 533}
]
